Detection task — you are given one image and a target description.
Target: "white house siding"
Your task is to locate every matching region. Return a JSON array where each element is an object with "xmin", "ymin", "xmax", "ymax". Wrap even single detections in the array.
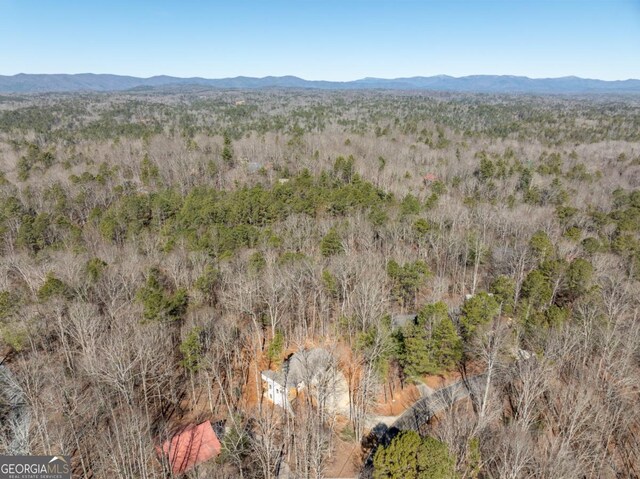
[{"xmin": 261, "ymin": 372, "xmax": 288, "ymax": 409}]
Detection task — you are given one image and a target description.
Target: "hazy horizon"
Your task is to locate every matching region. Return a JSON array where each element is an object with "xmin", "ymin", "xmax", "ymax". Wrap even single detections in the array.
[
  {"xmin": 1, "ymin": 0, "xmax": 638, "ymax": 81},
  {"xmin": 3, "ymin": 72, "xmax": 640, "ymax": 82}
]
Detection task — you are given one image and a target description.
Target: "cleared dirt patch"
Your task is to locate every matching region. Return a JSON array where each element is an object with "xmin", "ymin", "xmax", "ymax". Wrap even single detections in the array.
[{"xmin": 373, "ymin": 383, "xmax": 420, "ymax": 416}]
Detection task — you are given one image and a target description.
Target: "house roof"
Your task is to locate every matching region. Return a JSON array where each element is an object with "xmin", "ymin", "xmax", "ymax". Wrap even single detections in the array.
[
  {"xmin": 285, "ymin": 348, "xmax": 334, "ymax": 386},
  {"xmin": 391, "ymin": 313, "xmax": 418, "ymax": 329},
  {"xmin": 262, "ymin": 348, "xmax": 335, "ymax": 388},
  {"xmin": 261, "ymin": 369, "xmax": 285, "ymax": 384},
  {"xmin": 160, "ymin": 421, "xmax": 221, "ymax": 474}
]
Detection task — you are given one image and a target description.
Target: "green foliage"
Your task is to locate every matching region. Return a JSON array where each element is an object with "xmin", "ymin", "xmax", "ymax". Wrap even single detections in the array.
[
  {"xmin": 612, "ymin": 188, "xmax": 629, "ymax": 208},
  {"xmin": 413, "ymin": 218, "xmax": 431, "ymax": 237},
  {"xmin": 387, "ymin": 260, "xmax": 430, "ymax": 308},
  {"xmin": 278, "ymin": 251, "xmax": 307, "ymax": 265},
  {"xmin": 140, "ymin": 153, "xmax": 160, "ymax": 186},
  {"xmin": 2, "ymin": 98, "xmax": 639, "ymax": 458},
  {"xmin": 524, "ymin": 186, "xmax": 542, "ymax": 206},
  {"xmin": 179, "ymin": 327, "xmax": 203, "ymax": 372},
  {"xmin": 373, "ymin": 430, "xmax": 458, "ymax": 479},
  {"xmin": 544, "ymin": 304, "xmax": 570, "ymax": 327},
  {"xmin": 195, "ymin": 265, "xmax": 219, "ymax": 305},
  {"xmin": 465, "ymin": 234, "xmax": 488, "ymax": 267},
  {"xmin": 17, "ymin": 213, "xmax": 57, "ymax": 253},
  {"xmin": 400, "ymin": 302, "xmax": 462, "ymax": 377},
  {"xmin": 546, "ymin": 178, "xmax": 569, "ymax": 206},
  {"xmin": 529, "ymin": 230, "xmax": 554, "ymax": 260},
  {"xmin": 431, "ymin": 317, "xmax": 463, "ymax": 371},
  {"xmin": 98, "ymin": 194, "xmax": 153, "ymax": 244},
  {"xmin": 612, "ymin": 232, "xmax": 638, "ymax": 257},
  {"xmin": 581, "ymin": 237, "xmax": 601, "ymax": 255},
  {"xmin": 222, "ymin": 132, "xmax": 234, "ymax": 166},
  {"xmin": 556, "ymin": 205, "xmax": 578, "ymax": 224},
  {"xmin": 137, "ymin": 268, "xmax": 188, "ymax": 322},
  {"xmin": 464, "ymin": 437, "xmax": 482, "ymax": 479},
  {"xmin": 357, "ymin": 319, "xmax": 395, "ymax": 379},
  {"xmin": 85, "ymin": 257, "xmax": 107, "ymax": 282},
  {"xmin": 563, "ymin": 226, "xmax": 582, "ymax": 242},
  {"xmin": 266, "ymin": 330, "xmax": 285, "ymax": 363},
  {"xmin": 417, "ymin": 301, "xmax": 449, "ymax": 326},
  {"xmin": 518, "ymin": 168, "xmax": 532, "ymax": 191},
  {"xmin": 400, "ymin": 323, "xmax": 435, "ymax": 377},
  {"xmin": 517, "ymin": 256, "xmax": 590, "ymax": 324},
  {"xmin": 16, "ymin": 144, "xmax": 56, "ymax": 181},
  {"xmin": 609, "ymin": 189, "xmax": 640, "ymax": 234},
  {"xmin": 43, "ymin": 183, "xmax": 69, "ymax": 216},
  {"xmin": 0, "ymin": 323, "xmax": 28, "ymax": 352},
  {"xmin": 566, "ymin": 163, "xmax": 593, "ymax": 182},
  {"xmin": 459, "ymin": 292, "xmax": 500, "ymax": 340},
  {"xmin": 248, "ymin": 251, "xmax": 266, "ymax": 272},
  {"xmin": 322, "ymin": 269, "xmax": 339, "ymax": 298},
  {"xmin": 424, "ymin": 192, "xmax": 439, "ymax": 210},
  {"xmin": 218, "ymin": 422, "xmax": 250, "ymax": 465},
  {"xmin": 175, "ymin": 173, "xmax": 389, "ymax": 255},
  {"xmin": 540, "ymin": 258, "xmax": 568, "ymax": 292},
  {"xmin": 72, "ymin": 168, "xmax": 389, "ymax": 257},
  {"xmin": 320, "ymin": 227, "xmax": 344, "ymax": 257},
  {"xmin": 0, "ymin": 291, "xmax": 19, "ymax": 319},
  {"xmin": 400, "ymin": 194, "xmax": 421, "ymax": 216},
  {"xmin": 489, "ymin": 276, "xmax": 515, "ymax": 315},
  {"xmin": 565, "ymin": 258, "xmax": 594, "ymax": 300},
  {"xmin": 476, "ymin": 156, "xmax": 495, "ymax": 181},
  {"xmin": 520, "ymin": 269, "xmax": 552, "ymax": 309},
  {"xmin": 333, "ymin": 155, "xmax": 355, "ymax": 183},
  {"xmin": 435, "ymin": 126, "xmax": 450, "ymax": 149},
  {"xmin": 537, "ymin": 152, "xmax": 563, "ymax": 176},
  {"xmin": 368, "ymin": 206, "xmax": 388, "ymax": 227},
  {"xmin": 431, "ymin": 180, "xmax": 447, "ymax": 195},
  {"xmin": 37, "ymin": 273, "xmax": 73, "ymax": 301}
]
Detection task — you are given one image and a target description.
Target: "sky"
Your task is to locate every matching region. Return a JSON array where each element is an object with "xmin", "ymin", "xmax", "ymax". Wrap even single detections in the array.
[{"xmin": 1, "ymin": 0, "xmax": 639, "ymax": 81}]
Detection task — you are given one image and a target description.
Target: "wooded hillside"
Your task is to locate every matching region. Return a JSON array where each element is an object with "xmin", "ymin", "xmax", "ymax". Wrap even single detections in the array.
[{"xmin": 0, "ymin": 90, "xmax": 639, "ymax": 478}]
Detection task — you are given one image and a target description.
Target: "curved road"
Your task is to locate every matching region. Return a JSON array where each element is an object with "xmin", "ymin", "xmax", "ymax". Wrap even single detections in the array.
[
  {"xmin": 360, "ymin": 373, "xmax": 488, "ymax": 478},
  {"xmin": 392, "ymin": 373, "xmax": 487, "ymax": 433}
]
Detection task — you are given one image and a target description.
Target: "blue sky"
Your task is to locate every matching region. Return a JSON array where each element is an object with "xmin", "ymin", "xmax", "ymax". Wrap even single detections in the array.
[{"xmin": 1, "ymin": 0, "xmax": 638, "ymax": 80}]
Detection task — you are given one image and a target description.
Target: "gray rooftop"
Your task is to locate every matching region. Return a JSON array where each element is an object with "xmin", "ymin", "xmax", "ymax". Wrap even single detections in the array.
[
  {"xmin": 262, "ymin": 348, "xmax": 335, "ymax": 388},
  {"xmin": 261, "ymin": 369, "xmax": 284, "ymax": 384},
  {"xmin": 391, "ymin": 313, "xmax": 418, "ymax": 329}
]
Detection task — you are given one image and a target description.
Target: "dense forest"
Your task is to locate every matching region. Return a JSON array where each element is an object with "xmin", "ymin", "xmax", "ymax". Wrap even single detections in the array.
[{"xmin": 0, "ymin": 89, "xmax": 639, "ymax": 478}]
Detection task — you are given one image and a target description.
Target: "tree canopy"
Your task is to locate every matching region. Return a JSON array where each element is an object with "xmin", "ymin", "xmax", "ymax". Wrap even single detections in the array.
[{"xmin": 373, "ymin": 430, "xmax": 458, "ymax": 479}]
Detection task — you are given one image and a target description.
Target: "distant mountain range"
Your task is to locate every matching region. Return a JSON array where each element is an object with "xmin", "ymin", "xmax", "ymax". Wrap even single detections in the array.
[{"xmin": 1, "ymin": 73, "xmax": 639, "ymax": 94}]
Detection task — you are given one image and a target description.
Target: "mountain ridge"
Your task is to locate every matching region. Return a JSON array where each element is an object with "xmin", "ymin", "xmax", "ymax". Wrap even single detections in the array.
[{"xmin": 1, "ymin": 73, "xmax": 639, "ymax": 93}]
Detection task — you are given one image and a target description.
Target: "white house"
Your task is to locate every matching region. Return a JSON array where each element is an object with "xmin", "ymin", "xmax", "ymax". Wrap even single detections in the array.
[
  {"xmin": 261, "ymin": 348, "xmax": 350, "ymax": 415},
  {"xmin": 261, "ymin": 370, "xmax": 289, "ymax": 409}
]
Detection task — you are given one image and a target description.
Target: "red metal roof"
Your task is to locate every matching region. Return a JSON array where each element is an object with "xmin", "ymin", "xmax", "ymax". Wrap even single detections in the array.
[
  {"xmin": 423, "ymin": 173, "xmax": 437, "ymax": 182},
  {"xmin": 160, "ymin": 421, "xmax": 221, "ymax": 474}
]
